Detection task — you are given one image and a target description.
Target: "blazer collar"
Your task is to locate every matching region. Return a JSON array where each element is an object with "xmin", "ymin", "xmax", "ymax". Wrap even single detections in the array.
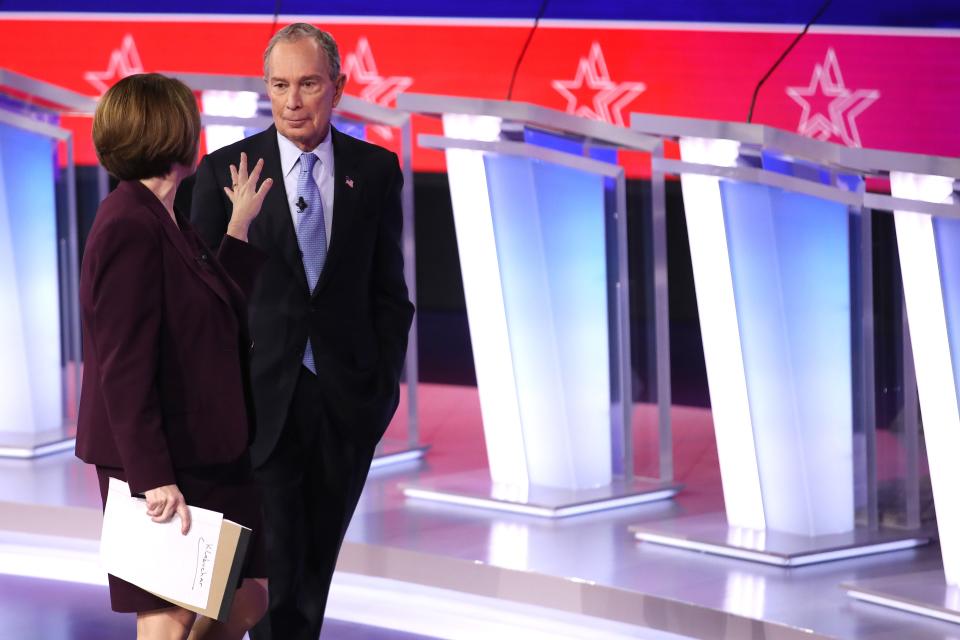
[{"xmin": 119, "ymin": 180, "xmax": 231, "ymax": 308}]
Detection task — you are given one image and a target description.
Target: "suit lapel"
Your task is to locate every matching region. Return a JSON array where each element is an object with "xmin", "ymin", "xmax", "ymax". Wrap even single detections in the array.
[
  {"xmin": 126, "ymin": 181, "xmax": 232, "ymax": 308},
  {"xmin": 314, "ymin": 127, "xmax": 360, "ymax": 295},
  {"xmin": 254, "ymin": 127, "xmax": 310, "ymax": 293}
]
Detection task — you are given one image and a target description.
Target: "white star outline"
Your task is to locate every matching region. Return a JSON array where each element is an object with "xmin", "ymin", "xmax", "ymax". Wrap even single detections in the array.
[
  {"xmin": 551, "ymin": 42, "xmax": 646, "ymax": 127},
  {"xmin": 84, "ymin": 34, "xmax": 144, "ymax": 96},
  {"xmin": 786, "ymin": 48, "xmax": 880, "ymax": 148},
  {"xmin": 342, "ymin": 37, "xmax": 413, "ymax": 140}
]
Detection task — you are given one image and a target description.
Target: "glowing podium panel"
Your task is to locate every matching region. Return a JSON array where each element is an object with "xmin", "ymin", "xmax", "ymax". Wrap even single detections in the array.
[
  {"xmin": 166, "ymin": 73, "xmax": 427, "ymax": 469},
  {"xmin": 627, "ymin": 115, "xmax": 929, "ymax": 564},
  {"xmin": 839, "ymin": 154, "xmax": 960, "ymax": 624},
  {"xmin": 0, "ymin": 70, "xmax": 95, "ymax": 459},
  {"xmin": 396, "ymin": 94, "xmax": 680, "ymax": 517}
]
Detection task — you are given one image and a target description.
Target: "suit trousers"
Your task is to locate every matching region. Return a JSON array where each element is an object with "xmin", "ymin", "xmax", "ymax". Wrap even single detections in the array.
[{"xmin": 250, "ymin": 366, "xmax": 377, "ymax": 640}]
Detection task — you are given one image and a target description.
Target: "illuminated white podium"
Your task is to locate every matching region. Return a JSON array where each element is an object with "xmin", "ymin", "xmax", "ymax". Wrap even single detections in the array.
[
  {"xmin": 168, "ymin": 73, "xmax": 426, "ymax": 469},
  {"xmin": 838, "ymin": 152, "xmax": 960, "ymax": 622},
  {"xmin": 394, "ymin": 94, "xmax": 680, "ymax": 517},
  {"xmin": 0, "ymin": 69, "xmax": 97, "ymax": 459},
  {"xmin": 626, "ymin": 114, "xmax": 931, "ymax": 564}
]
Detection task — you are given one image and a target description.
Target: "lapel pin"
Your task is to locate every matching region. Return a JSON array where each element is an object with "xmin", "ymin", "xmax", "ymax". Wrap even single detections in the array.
[{"xmin": 345, "ymin": 177, "xmax": 354, "ymax": 189}]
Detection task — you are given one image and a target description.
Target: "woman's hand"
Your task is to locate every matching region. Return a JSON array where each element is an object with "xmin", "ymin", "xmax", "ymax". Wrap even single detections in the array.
[
  {"xmin": 224, "ymin": 152, "xmax": 273, "ymax": 242},
  {"xmin": 144, "ymin": 484, "xmax": 192, "ymax": 535}
]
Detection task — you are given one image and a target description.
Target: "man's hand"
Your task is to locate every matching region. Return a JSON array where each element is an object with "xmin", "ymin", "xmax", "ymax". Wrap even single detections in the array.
[
  {"xmin": 224, "ymin": 152, "xmax": 273, "ymax": 242},
  {"xmin": 144, "ymin": 484, "xmax": 192, "ymax": 535}
]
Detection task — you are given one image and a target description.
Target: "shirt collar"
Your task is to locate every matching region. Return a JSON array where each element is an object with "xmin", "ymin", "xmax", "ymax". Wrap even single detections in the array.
[{"xmin": 277, "ymin": 126, "xmax": 334, "ymax": 178}]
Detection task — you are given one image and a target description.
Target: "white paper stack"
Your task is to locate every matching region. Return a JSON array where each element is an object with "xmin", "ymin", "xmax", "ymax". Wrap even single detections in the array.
[{"xmin": 100, "ymin": 478, "xmax": 251, "ymax": 620}]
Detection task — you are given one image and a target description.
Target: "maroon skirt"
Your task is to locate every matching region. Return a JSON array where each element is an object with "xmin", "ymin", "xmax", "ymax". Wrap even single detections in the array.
[{"xmin": 96, "ymin": 455, "xmax": 268, "ymax": 613}]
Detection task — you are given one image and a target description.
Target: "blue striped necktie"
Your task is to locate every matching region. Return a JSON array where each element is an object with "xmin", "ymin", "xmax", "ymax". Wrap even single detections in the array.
[{"xmin": 295, "ymin": 152, "xmax": 327, "ymax": 373}]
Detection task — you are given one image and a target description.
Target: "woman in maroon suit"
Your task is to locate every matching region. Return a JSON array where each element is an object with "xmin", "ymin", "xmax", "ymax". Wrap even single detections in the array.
[{"xmin": 76, "ymin": 73, "xmax": 273, "ymax": 639}]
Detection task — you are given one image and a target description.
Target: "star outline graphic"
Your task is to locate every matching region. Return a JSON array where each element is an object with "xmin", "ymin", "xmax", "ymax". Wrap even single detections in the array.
[
  {"xmin": 342, "ymin": 37, "xmax": 413, "ymax": 140},
  {"xmin": 551, "ymin": 42, "xmax": 646, "ymax": 127},
  {"xmin": 84, "ymin": 34, "xmax": 144, "ymax": 96},
  {"xmin": 786, "ymin": 48, "xmax": 880, "ymax": 148}
]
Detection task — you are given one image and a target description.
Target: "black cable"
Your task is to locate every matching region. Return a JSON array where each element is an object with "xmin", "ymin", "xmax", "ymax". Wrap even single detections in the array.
[
  {"xmin": 269, "ymin": 0, "xmax": 283, "ymax": 40},
  {"xmin": 746, "ymin": 0, "xmax": 833, "ymax": 123},
  {"xmin": 507, "ymin": 0, "xmax": 550, "ymax": 101}
]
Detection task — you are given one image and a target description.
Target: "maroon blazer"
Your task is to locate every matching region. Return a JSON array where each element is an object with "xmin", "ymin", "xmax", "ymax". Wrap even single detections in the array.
[{"xmin": 76, "ymin": 180, "xmax": 265, "ymax": 494}]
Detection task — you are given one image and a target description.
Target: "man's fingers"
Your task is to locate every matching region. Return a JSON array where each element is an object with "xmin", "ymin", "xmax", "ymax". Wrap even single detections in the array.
[
  {"xmin": 177, "ymin": 502, "xmax": 192, "ymax": 535},
  {"xmin": 223, "ymin": 186, "xmax": 235, "ymax": 202}
]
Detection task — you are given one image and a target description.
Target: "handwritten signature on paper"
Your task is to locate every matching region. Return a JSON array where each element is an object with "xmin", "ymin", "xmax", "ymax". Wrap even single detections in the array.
[{"xmin": 193, "ymin": 538, "xmax": 215, "ymax": 591}]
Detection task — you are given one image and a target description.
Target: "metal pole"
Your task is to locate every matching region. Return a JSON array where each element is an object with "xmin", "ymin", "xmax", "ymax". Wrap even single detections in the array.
[
  {"xmin": 859, "ymin": 206, "xmax": 878, "ymax": 529},
  {"xmin": 615, "ymin": 170, "xmax": 634, "ymax": 480},
  {"xmin": 400, "ymin": 118, "xmax": 419, "ymax": 448},
  {"xmin": 902, "ymin": 295, "xmax": 921, "ymax": 529},
  {"xmin": 651, "ymin": 143, "xmax": 673, "ymax": 483},
  {"xmin": 65, "ymin": 135, "xmax": 82, "ymax": 419}
]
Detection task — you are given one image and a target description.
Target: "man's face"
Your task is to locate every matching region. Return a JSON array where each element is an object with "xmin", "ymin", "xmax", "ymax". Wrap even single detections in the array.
[{"xmin": 266, "ymin": 38, "xmax": 346, "ymax": 151}]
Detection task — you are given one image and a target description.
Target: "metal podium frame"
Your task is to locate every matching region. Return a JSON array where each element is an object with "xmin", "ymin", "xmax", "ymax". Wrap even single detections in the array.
[
  {"xmin": 167, "ymin": 73, "xmax": 427, "ymax": 469},
  {"xmin": 625, "ymin": 113, "xmax": 933, "ymax": 565},
  {"xmin": 395, "ymin": 93, "xmax": 680, "ymax": 518},
  {"xmin": 836, "ymin": 151, "xmax": 960, "ymax": 623},
  {"xmin": 0, "ymin": 69, "xmax": 99, "ymax": 459}
]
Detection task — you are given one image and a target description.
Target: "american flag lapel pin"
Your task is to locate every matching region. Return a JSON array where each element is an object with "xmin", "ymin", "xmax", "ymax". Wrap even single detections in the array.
[{"xmin": 345, "ymin": 176, "xmax": 354, "ymax": 188}]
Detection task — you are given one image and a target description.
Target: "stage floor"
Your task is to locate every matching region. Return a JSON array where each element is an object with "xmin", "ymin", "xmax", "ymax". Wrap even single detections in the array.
[{"xmin": 0, "ymin": 383, "xmax": 954, "ymax": 639}]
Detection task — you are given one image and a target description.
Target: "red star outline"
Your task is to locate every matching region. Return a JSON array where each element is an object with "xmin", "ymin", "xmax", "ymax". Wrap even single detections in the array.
[
  {"xmin": 84, "ymin": 34, "xmax": 144, "ymax": 96},
  {"xmin": 551, "ymin": 42, "xmax": 646, "ymax": 127},
  {"xmin": 786, "ymin": 48, "xmax": 880, "ymax": 148},
  {"xmin": 342, "ymin": 37, "xmax": 413, "ymax": 140}
]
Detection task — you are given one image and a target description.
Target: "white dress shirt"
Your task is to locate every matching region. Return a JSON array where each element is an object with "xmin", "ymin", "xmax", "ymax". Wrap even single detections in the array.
[{"xmin": 277, "ymin": 128, "xmax": 334, "ymax": 249}]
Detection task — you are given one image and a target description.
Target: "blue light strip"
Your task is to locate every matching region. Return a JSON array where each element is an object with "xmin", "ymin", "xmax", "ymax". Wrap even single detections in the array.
[
  {"xmin": 935, "ymin": 217, "xmax": 960, "ymax": 406},
  {"xmin": 0, "ymin": 122, "xmax": 63, "ymax": 438},
  {"xmin": 483, "ymin": 153, "xmax": 612, "ymax": 489},
  {"xmin": 721, "ymin": 181, "xmax": 853, "ymax": 536}
]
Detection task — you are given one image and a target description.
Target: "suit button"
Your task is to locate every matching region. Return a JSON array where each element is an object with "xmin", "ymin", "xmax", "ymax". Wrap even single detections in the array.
[{"xmin": 249, "ymin": 340, "xmax": 255, "ymax": 353}]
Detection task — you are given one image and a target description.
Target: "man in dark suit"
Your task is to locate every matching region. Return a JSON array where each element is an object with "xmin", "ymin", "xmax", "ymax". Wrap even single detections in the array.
[{"xmin": 189, "ymin": 23, "xmax": 414, "ymax": 640}]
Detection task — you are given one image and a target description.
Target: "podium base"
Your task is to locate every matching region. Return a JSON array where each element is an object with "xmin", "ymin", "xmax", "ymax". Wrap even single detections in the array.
[
  {"xmin": 371, "ymin": 440, "xmax": 429, "ymax": 470},
  {"xmin": 401, "ymin": 469, "xmax": 681, "ymax": 518},
  {"xmin": 631, "ymin": 512, "xmax": 930, "ymax": 567},
  {"xmin": 843, "ymin": 571, "xmax": 960, "ymax": 625},
  {"xmin": 0, "ymin": 427, "xmax": 76, "ymax": 459}
]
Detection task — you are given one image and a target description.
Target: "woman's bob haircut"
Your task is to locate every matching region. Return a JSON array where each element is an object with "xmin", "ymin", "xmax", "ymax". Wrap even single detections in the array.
[{"xmin": 93, "ymin": 73, "xmax": 201, "ymax": 181}]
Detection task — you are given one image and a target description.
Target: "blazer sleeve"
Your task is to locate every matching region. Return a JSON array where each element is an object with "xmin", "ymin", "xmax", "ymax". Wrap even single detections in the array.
[
  {"xmin": 190, "ymin": 155, "xmax": 230, "ymax": 250},
  {"xmin": 215, "ymin": 234, "xmax": 268, "ymax": 298},
  {"xmin": 86, "ymin": 214, "xmax": 176, "ymax": 494},
  {"xmin": 372, "ymin": 155, "xmax": 416, "ymax": 382}
]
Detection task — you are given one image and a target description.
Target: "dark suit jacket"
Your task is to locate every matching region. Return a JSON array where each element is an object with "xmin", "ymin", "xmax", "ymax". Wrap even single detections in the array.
[
  {"xmin": 75, "ymin": 180, "xmax": 266, "ymax": 494},
  {"xmin": 189, "ymin": 126, "xmax": 414, "ymax": 466}
]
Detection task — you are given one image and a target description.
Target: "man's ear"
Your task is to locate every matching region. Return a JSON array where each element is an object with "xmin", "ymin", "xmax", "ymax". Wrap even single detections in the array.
[{"xmin": 332, "ymin": 74, "xmax": 347, "ymax": 107}]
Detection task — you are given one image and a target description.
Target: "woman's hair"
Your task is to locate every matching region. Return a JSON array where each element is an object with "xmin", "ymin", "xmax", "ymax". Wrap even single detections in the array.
[{"xmin": 92, "ymin": 73, "xmax": 201, "ymax": 180}]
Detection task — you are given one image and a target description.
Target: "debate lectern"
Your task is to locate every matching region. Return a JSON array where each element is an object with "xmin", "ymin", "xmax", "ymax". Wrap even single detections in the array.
[
  {"xmin": 395, "ymin": 93, "xmax": 680, "ymax": 517},
  {"xmin": 0, "ymin": 69, "xmax": 98, "ymax": 459},
  {"xmin": 167, "ymin": 73, "xmax": 426, "ymax": 469},
  {"xmin": 838, "ymin": 152, "xmax": 960, "ymax": 624},
  {"xmin": 626, "ymin": 113, "xmax": 932, "ymax": 565}
]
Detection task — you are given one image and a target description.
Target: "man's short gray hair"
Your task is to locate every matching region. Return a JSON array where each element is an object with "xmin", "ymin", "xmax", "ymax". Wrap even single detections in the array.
[{"xmin": 263, "ymin": 23, "xmax": 341, "ymax": 80}]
